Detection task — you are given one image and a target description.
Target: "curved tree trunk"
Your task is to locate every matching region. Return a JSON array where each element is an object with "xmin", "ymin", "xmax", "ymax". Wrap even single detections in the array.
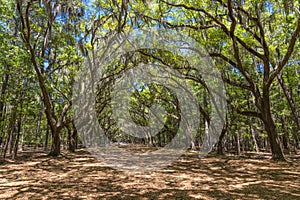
[{"xmin": 217, "ymin": 121, "xmax": 228, "ymax": 155}]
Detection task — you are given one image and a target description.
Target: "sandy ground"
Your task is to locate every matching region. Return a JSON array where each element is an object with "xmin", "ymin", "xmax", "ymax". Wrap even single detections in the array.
[{"xmin": 0, "ymin": 148, "xmax": 299, "ymax": 199}]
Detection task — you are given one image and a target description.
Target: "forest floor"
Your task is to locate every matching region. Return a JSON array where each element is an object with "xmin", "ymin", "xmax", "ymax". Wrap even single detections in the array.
[{"xmin": 0, "ymin": 146, "xmax": 300, "ymax": 200}]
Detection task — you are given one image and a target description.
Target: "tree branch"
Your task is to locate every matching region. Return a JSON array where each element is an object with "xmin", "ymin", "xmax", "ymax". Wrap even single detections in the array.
[
  {"xmin": 161, "ymin": 0, "xmax": 265, "ymax": 60},
  {"xmin": 267, "ymin": 17, "xmax": 300, "ymax": 86},
  {"xmin": 238, "ymin": 110, "xmax": 262, "ymax": 119},
  {"xmin": 222, "ymin": 75, "xmax": 252, "ymax": 91},
  {"xmin": 142, "ymin": 14, "xmax": 217, "ymax": 30},
  {"xmin": 57, "ymin": 101, "xmax": 72, "ymax": 128}
]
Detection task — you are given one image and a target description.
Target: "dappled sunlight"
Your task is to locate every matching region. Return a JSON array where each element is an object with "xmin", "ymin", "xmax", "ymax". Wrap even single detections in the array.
[{"xmin": 0, "ymin": 149, "xmax": 299, "ymax": 199}]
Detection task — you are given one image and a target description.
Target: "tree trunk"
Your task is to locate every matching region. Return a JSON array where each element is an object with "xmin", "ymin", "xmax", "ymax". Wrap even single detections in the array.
[
  {"xmin": 35, "ymin": 110, "xmax": 42, "ymax": 149},
  {"xmin": 250, "ymin": 118, "xmax": 259, "ymax": 153},
  {"xmin": 67, "ymin": 121, "xmax": 77, "ymax": 153},
  {"xmin": 292, "ymin": 127, "xmax": 299, "ymax": 154},
  {"xmin": 21, "ymin": 128, "xmax": 25, "ymax": 151},
  {"xmin": 8, "ymin": 129, "xmax": 15, "ymax": 156},
  {"xmin": 264, "ymin": 120, "xmax": 285, "ymax": 160},
  {"xmin": 3, "ymin": 128, "xmax": 13, "ymax": 159},
  {"xmin": 247, "ymin": 93, "xmax": 260, "ymax": 153},
  {"xmin": 4, "ymin": 105, "xmax": 18, "ymax": 158},
  {"xmin": 236, "ymin": 130, "xmax": 241, "ymax": 155},
  {"xmin": 261, "ymin": 107, "xmax": 285, "ymax": 160},
  {"xmin": 281, "ymin": 115, "xmax": 290, "ymax": 152},
  {"xmin": 61, "ymin": 131, "xmax": 65, "ymax": 150},
  {"xmin": 0, "ymin": 64, "xmax": 9, "ymax": 123},
  {"xmin": 257, "ymin": 85, "xmax": 286, "ymax": 160},
  {"xmin": 44, "ymin": 125, "xmax": 49, "ymax": 151},
  {"xmin": 190, "ymin": 140, "xmax": 196, "ymax": 150},
  {"xmin": 49, "ymin": 126, "xmax": 61, "ymax": 156},
  {"xmin": 217, "ymin": 121, "xmax": 228, "ymax": 155},
  {"xmin": 157, "ymin": 132, "xmax": 162, "ymax": 147},
  {"xmin": 12, "ymin": 112, "xmax": 22, "ymax": 159}
]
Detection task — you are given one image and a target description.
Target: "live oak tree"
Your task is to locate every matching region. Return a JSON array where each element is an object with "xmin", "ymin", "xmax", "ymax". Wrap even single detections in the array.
[
  {"xmin": 137, "ymin": 0, "xmax": 300, "ymax": 160},
  {"xmin": 15, "ymin": 0, "xmax": 83, "ymax": 156}
]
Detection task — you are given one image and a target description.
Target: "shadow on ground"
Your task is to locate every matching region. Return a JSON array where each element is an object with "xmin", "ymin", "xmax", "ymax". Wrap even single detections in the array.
[{"xmin": 0, "ymin": 148, "xmax": 299, "ymax": 199}]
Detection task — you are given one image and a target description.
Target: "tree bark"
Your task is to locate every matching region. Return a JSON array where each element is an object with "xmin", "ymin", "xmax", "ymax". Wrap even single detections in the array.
[
  {"xmin": 35, "ymin": 110, "xmax": 42, "ymax": 149},
  {"xmin": 21, "ymin": 125, "xmax": 25, "ymax": 151},
  {"xmin": 253, "ymin": 83, "xmax": 286, "ymax": 160},
  {"xmin": 44, "ymin": 125, "xmax": 49, "ymax": 151},
  {"xmin": 4, "ymin": 104, "xmax": 18, "ymax": 158},
  {"xmin": 49, "ymin": 127, "xmax": 61, "ymax": 156},
  {"xmin": 67, "ymin": 121, "xmax": 78, "ymax": 152},
  {"xmin": 0, "ymin": 65, "xmax": 9, "ymax": 144},
  {"xmin": 12, "ymin": 112, "xmax": 22, "ymax": 159},
  {"xmin": 291, "ymin": 128, "xmax": 299, "ymax": 154},
  {"xmin": 157, "ymin": 132, "xmax": 162, "ymax": 147},
  {"xmin": 281, "ymin": 117, "xmax": 290, "ymax": 152},
  {"xmin": 0, "ymin": 64, "xmax": 9, "ymax": 122},
  {"xmin": 236, "ymin": 130, "xmax": 241, "ymax": 156},
  {"xmin": 261, "ymin": 102, "xmax": 285, "ymax": 160},
  {"xmin": 250, "ymin": 118, "xmax": 259, "ymax": 153},
  {"xmin": 217, "ymin": 121, "xmax": 228, "ymax": 155}
]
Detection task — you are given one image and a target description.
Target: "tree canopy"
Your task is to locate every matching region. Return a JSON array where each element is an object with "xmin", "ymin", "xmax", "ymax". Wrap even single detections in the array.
[{"xmin": 0, "ymin": 0, "xmax": 300, "ymax": 162}]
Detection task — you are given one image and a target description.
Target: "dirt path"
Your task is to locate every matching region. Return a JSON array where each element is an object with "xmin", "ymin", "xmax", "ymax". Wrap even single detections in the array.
[{"xmin": 0, "ymin": 149, "xmax": 299, "ymax": 199}]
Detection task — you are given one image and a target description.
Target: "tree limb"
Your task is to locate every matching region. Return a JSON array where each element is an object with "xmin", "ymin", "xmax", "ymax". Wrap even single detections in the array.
[{"xmin": 267, "ymin": 17, "xmax": 300, "ymax": 86}]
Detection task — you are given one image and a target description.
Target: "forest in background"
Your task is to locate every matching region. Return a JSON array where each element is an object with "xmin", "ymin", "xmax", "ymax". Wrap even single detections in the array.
[{"xmin": 0, "ymin": 0, "xmax": 300, "ymax": 163}]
